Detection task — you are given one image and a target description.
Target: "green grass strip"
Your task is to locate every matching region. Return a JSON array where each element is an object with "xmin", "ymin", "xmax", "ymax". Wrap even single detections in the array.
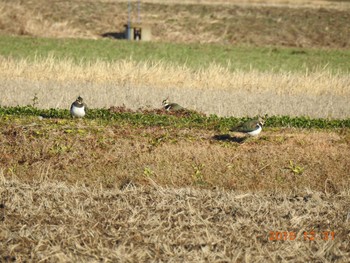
[
  {"xmin": 0, "ymin": 35, "xmax": 349, "ymax": 73},
  {"xmin": 1, "ymin": 106, "xmax": 349, "ymax": 130}
]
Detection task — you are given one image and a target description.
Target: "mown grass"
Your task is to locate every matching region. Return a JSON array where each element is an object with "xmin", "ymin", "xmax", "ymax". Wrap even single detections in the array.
[{"xmin": 1, "ymin": 35, "xmax": 350, "ymax": 73}]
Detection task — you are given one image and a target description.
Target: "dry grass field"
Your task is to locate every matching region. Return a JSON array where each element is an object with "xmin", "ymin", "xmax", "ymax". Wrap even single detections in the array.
[
  {"xmin": 0, "ymin": 117, "xmax": 350, "ymax": 261},
  {"xmin": 1, "ymin": 0, "xmax": 350, "ymax": 262},
  {"xmin": 1, "ymin": 177, "xmax": 349, "ymax": 262},
  {"xmin": 1, "ymin": 56, "xmax": 350, "ymax": 118}
]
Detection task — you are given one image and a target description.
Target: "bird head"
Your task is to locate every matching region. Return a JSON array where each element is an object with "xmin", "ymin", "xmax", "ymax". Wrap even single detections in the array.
[
  {"xmin": 76, "ymin": 96, "xmax": 84, "ymax": 104},
  {"xmin": 258, "ymin": 115, "xmax": 268, "ymax": 126},
  {"xmin": 162, "ymin": 98, "xmax": 169, "ymax": 106}
]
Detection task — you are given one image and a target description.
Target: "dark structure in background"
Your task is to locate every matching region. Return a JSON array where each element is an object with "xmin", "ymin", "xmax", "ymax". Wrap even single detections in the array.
[{"xmin": 101, "ymin": 0, "xmax": 152, "ymax": 41}]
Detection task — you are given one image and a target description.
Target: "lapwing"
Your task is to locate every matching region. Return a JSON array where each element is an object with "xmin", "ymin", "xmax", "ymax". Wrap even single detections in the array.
[
  {"xmin": 230, "ymin": 117, "xmax": 265, "ymax": 136},
  {"xmin": 70, "ymin": 96, "xmax": 87, "ymax": 118},
  {"xmin": 162, "ymin": 98, "xmax": 184, "ymax": 111}
]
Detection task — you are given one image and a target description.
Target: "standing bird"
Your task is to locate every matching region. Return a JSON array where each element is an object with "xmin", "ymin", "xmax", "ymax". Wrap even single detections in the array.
[
  {"xmin": 162, "ymin": 98, "xmax": 184, "ymax": 111},
  {"xmin": 70, "ymin": 96, "xmax": 87, "ymax": 118},
  {"xmin": 230, "ymin": 117, "xmax": 265, "ymax": 136}
]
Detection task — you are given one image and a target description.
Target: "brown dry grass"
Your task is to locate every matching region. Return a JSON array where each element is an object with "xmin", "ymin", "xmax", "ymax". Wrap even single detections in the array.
[
  {"xmin": 1, "ymin": 176, "xmax": 349, "ymax": 262},
  {"xmin": 0, "ymin": 118, "xmax": 350, "ymax": 262},
  {"xmin": 2, "ymin": 56, "xmax": 349, "ymax": 96},
  {"xmin": 0, "ymin": 0, "xmax": 349, "ymax": 48},
  {"xmin": 1, "ymin": 56, "xmax": 350, "ymax": 118},
  {"xmin": 0, "ymin": 2, "xmax": 94, "ymax": 39},
  {"xmin": 1, "ymin": 117, "xmax": 349, "ymax": 193},
  {"xmin": 99, "ymin": 0, "xmax": 349, "ymax": 6}
]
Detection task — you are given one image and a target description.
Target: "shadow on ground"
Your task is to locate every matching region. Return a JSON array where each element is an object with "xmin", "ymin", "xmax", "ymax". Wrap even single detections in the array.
[
  {"xmin": 101, "ymin": 31, "xmax": 126, "ymax": 39},
  {"xmin": 212, "ymin": 134, "xmax": 247, "ymax": 144}
]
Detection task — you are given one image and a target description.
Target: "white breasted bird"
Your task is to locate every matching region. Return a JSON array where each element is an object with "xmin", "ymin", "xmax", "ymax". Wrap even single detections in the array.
[
  {"xmin": 70, "ymin": 96, "xmax": 87, "ymax": 118},
  {"xmin": 230, "ymin": 117, "xmax": 265, "ymax": 136},
  {"xmin": 162, "ymin": 98, "xmax": 184, "ymax": 111}
]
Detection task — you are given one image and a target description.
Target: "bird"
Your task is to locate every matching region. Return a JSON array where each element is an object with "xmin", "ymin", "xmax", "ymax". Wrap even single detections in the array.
[
  {"xmin": 230, "ymin": 117, "xmax": 265, "ymax": 136},
  {"xmin": 162, "ymin": 98, "xmax": 184, "ymax": 111},
  {"xmin": 70, "ymin": 96, "xmax": 87, "ymax": 118}
]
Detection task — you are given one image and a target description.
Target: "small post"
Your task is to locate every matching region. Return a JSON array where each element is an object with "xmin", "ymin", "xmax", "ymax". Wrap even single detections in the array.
[{"xmin": 127, "ymin": 0, "xmax": 132, "ymax": 40}]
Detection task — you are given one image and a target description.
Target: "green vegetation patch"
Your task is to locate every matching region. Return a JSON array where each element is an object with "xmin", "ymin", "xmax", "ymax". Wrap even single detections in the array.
[
  {"xmin": 0, "ymin": 35, "xmax": 349, "ymax": 73},
  {"xmin": 1, "ymin": 106, "xmax": 349, "ymax": 130}
]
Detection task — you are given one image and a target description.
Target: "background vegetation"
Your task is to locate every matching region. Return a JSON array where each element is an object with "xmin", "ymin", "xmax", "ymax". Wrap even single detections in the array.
[
  {"xmin": 1, "ymin": 35, "xmax": 350, "ymax": 72},
  {"xmin": 1, "ymin": 0, "xmax": 350, "ymax": 48}
]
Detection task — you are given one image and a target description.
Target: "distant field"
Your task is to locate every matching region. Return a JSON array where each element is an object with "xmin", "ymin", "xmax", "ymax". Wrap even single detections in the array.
[{"xmin": 1, "ymin": 35, "xmax": 349, "ymax": 72}]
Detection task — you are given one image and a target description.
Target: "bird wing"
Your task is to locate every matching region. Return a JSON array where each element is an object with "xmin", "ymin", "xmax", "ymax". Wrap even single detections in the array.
[
  {"xmin": 169, "ymin": 103, "xmax": 183, "ymax": 110},
  {"xmin": 231, "ymin": 119, "xmax": 259, "ymax": 132}
]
